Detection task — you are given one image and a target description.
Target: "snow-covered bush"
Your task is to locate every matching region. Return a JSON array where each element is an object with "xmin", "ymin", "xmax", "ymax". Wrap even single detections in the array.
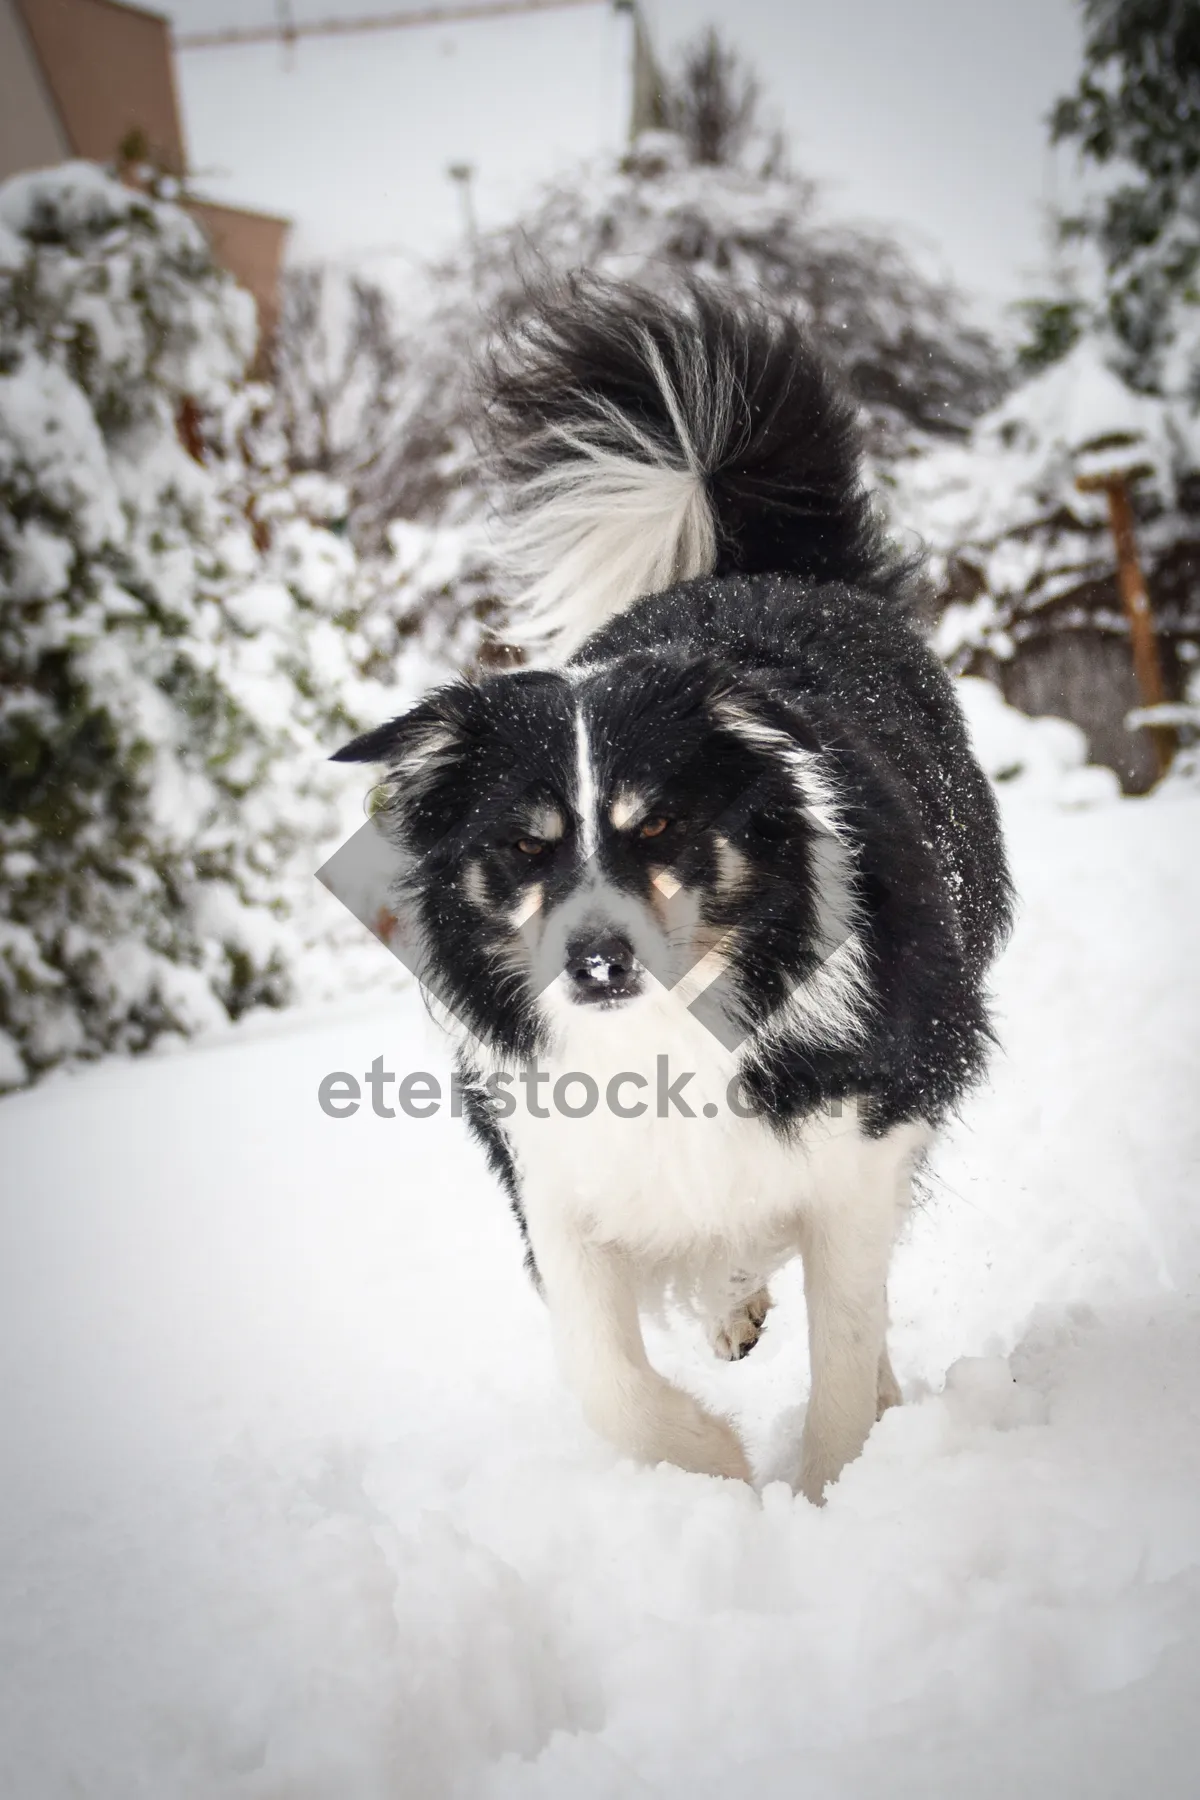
[
  {"xmin": 1049, "ymin": 0, "xmax": 1200, "ymax": 394},
  {"xmin": 270, "ymin": 262, "xmax": 409, "ymax": 537},
  {"xmin": 353, "ymin": 517, "xmax": 502, "ymax": 686},
  {"xmin": 894, "ymin": 334, "xmax": 1200, "ymax": 789},
  {"xmin": 0, "ymin": 165, "xmax": 397, "ymax": 1091},
  {"xmin": 352, "ymin": 127, "xmax": 1003, "ymax": 561},
  {"xmin": 897, "ymin": 339, "xmax": 1200, "ymax": 656}
]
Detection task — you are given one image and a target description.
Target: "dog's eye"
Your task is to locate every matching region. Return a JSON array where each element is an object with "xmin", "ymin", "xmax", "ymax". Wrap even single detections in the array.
[
  {"xmin": 639, "ymin": 816, "xmax": 670, "ymax": 839},
  {"xmin": 515, "ymin": 837, "xmax": 546, "ymax": 856}
]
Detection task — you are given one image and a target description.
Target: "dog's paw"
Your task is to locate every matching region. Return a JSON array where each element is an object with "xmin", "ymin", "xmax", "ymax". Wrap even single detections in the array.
[
  {"xmin": 708, "ymin": 1287, "xmax": 772, "ymax": 1361},
  {"xmin": 649, "ymin": 1385, "xmax": 751, "ymax": 1482},
  {"xmin": 876, "ymin": 1354, "xmax": 903, "ymax": 1420},
  {"xmin": 796, "ymin": 1456, "xmax": 833, "ymax": 1507}
]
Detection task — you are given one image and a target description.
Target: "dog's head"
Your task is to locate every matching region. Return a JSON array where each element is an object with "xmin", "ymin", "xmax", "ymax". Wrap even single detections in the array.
[{"xmin": 333, "ymin": 655, "xmax": 865, "ymax": 1060}]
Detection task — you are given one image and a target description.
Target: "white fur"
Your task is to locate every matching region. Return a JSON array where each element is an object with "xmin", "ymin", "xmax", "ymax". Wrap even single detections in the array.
[
  {"xmin": 509, "ymin": 884, "xmax": 543, "ymax": 929},
  {"xmin": 461, "ymin": 861, "xmax": 489, "ymax": 910},
  {"xmin": 610, "ymin": 788, "xmax": 646, "ymax": 830},
  {"xmin": 711, "ymin": 701, "xmax": 873, "ymax": 1051},
  {"xmin": 712, "ymin": 832, "xmax": 750, "ymax": 894},
  {"xmin": 573, "ymin": 705, "xmax": 600, "ymax": 857},
  {"xmin": 484, "ymin": 977, "xmax": 928, "ymax": 1500},
  {"xmin": 764, "ymin": 931, "xmax": 873, "ymax": 1054},
  {"xmin": 502, "ymin": 332, "xmax": 726, "ymax": 658},
  {"xmin": 398, "ymin": 722, "xmax": 460, "ymax": 786},
  {"xmin": 713, "ymin": 702, "xmax": 850, "ymax": 843}
]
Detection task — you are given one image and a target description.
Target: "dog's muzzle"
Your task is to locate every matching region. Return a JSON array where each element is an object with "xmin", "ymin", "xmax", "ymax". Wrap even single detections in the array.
[{"xmin": 564, "ymin": 928, "xmax": 642, "ymax": 1004}]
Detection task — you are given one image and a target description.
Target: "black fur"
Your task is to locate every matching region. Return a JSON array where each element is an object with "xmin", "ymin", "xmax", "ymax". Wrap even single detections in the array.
[
  {"xmin": 335, "ymin": 279, "xmax": 1013, "ymax": 1254},
  {"xmin": 484, "ymin": 274, "xmax": 912, "ymax": 599}
]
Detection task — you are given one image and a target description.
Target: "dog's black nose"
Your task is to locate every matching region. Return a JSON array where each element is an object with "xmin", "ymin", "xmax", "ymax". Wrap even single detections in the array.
[{"xmin": 565, "ymin": 930, "xmax": 640, "ymax": 1002}]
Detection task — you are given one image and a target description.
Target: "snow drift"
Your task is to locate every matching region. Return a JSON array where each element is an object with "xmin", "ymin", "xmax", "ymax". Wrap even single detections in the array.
[{"xmin": 0, "ymin": 689, "xmax": 1197, "ymax": 1798}]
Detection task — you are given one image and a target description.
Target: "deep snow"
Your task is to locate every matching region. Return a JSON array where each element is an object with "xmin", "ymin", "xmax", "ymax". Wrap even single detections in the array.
[{"xmin": 2, "ymin": 760, "xmax": 1199, "ymax": 1797}]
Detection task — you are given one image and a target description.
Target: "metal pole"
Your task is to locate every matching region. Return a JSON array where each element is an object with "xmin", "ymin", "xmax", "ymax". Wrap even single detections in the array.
[
  {"xmin": 446, "ymin": 162, "xmax": 479, "ymax": 293},
  {"xmin": 175, "ymin": 0, "xmax": 605, "ymax": 53}
]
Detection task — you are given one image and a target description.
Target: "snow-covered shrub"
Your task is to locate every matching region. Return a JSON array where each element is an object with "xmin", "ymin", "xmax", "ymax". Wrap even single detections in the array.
[
  {"xmin": 353, "ymin": 518, "xmax": 500, "ymax": 690},
  {"xmin": 0, "ymin": 165, "xmax": 396, "ymax": 1091},
  {"xmin": 270, "ymin": 262, "xmax": 409, "ymax": 542},
  {"xmin": 352, "ymin": 127, "xmax": 1003, "ymax": 560},
  {"xmin": 1129, "ymin": 658, "xmax": 1200, "ymax": 792},
  {"xmin": 895, "ymin": 336, "xmax": 1200, "ymax": 789},
  {"xmin": 898, "ymin": 340, "xmax": 1200, "ymax": 651}
]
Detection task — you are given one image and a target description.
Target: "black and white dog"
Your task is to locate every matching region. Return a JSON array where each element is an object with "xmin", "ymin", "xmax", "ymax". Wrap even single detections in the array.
[{"xmin": 335, "ymin": 280, "xmax": 1011, "ymax": 1502}]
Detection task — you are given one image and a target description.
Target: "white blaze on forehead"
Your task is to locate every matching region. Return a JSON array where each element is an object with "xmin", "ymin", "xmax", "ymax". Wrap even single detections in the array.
[{"xmin": 573, "ymin": 704, "xmax": 600, "ymax": 857}]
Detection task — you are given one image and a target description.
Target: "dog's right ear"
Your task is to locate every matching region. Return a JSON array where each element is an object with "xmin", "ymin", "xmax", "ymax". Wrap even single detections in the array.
[
  {"xmin": 331, "ymin": 685, "xmax": 474, "ymax": 779},
  {"xmin": 332, "ymin": 684, "xmax": 487, "ymax": 859}
]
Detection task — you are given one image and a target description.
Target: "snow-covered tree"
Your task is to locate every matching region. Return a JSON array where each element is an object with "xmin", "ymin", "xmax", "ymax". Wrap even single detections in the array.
[
  {"xmin": 1051, "ymin": 0, "xmax": 1200, "ymax": 389},
  {"xmin": 0, "ymin": 165, "xmax": 399, "ymax": 1091},
  {"xmin": 351, "ymin": 33, "xmax": 1003, "ymax": 563},
  {"xmin": 660, "ymin": 26, "xmax": 773, "ymax": 170}
]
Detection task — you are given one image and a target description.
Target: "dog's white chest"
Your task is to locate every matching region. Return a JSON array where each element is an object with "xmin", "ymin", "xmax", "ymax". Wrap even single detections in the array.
[{"xmin": 490, "ymin": 984, "xmax": 867, "ymax": 1266}]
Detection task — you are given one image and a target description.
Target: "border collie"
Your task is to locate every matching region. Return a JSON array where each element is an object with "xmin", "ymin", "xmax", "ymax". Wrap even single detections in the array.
[{"xmin": 334, "ymin": 279, "xmax": 1011, "ymax": 1502}]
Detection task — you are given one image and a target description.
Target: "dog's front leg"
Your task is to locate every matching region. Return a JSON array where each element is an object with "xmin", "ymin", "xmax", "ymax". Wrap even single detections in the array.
[
  {"xmin": 527, "ymin": 1208, "xmax": 750, "ymax": 1481},
  {"xmin": 797, "ymin": 1125, "xmax": 924, "ymax": 1504}
]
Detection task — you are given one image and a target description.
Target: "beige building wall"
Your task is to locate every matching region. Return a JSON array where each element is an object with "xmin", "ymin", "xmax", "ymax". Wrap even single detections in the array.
[
  {"xmin": 14, "ymin": 0, "xmax": 185, "ymax": 172},
  {"xmin": 1, "ymin": 0, "xmax": 289, "ymax": 353},
  {"xmin": 186, "ymin": 199, "xmax": 290, "ymax": 352},
  {"xmin": 0, "ymin": 0, "xmax": 70, "ymax": 182}
]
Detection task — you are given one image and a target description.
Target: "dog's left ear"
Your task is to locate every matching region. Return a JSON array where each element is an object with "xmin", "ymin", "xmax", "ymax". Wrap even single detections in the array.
[{"xmin": 705, "ymin": 671, "xmax": 823, "ymax": 760}]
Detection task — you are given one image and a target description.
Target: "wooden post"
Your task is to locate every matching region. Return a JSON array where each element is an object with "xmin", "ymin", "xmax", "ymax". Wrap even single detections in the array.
[{"xmin": 1076, "ymin": 470, "xmax": 1175, "ymax": 780}]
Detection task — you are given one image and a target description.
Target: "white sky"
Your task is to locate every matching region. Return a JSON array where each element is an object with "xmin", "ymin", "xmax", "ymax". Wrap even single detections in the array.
[{"xmin": 159, "ymin": 0, "xmax": 1087, "ymax": 326}]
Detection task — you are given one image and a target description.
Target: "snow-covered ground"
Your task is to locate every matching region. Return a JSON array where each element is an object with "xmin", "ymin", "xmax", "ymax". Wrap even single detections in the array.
[{"xmin": 2, "ymin": 763, "xmax": 1199, "ymax": 1797}]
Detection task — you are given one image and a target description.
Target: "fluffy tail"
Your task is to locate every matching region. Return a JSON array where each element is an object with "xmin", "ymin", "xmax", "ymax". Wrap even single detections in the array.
[{"xmin": 483, "ymin": 276, "xmax": 893, "ymax": 656}]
